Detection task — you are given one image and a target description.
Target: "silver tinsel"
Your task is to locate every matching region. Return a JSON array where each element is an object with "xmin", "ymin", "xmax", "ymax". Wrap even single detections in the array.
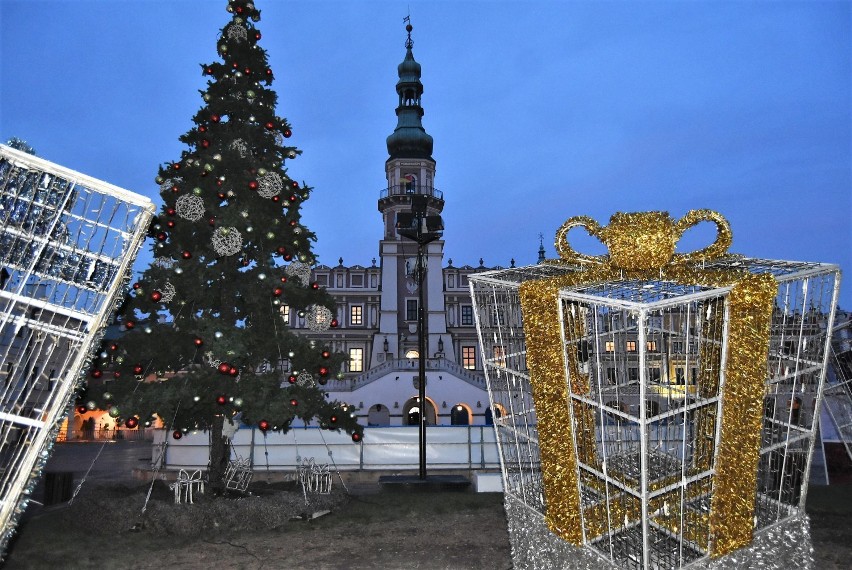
[
  {"xmin": 296, "ymin": 370, "xmax": 316, "ymax": 388},
  {"xmin": 226, "ymin": 23, "xmax": 248, "ymax": 42},
  {"xmin": 159, "ymin": 281, "xmax": 176, "ymax": 303},
  {"xmin": 175, "ymin": 194, "xmax": 205, "ymax": 222},
  {"xmin": 211, "ymin": 227, "xmax": 243, "ymax": 257},
  {"xmin": 229, "ymin": 138, "xmax": 249, "ymax": 158},
  {"xmin": 257, "ymin": 172, "xmax": 283, "ymax": 198},
  {"xmin": 152, "ymin": 257, "xmax": 176, "ymax": 270},
  {"xmin": 305, "ymin": 304, "xmax": 333, "ymax": 331},
  {"xmin": 503, "ymin": 494, "xmax": 815, "ymax": 569},
  {"xmin": 285, "ymin": 261, "xmax": 311, "ymax": 286},
  {"xmin": 159, "ymin": 177, "xmax": 183, "ymax": 194}
]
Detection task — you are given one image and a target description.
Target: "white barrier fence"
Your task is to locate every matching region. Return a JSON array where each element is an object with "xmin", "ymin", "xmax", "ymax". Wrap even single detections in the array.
[{"xmin": 155, "ymin": 425, "xmax": 501, "ymax": 472}]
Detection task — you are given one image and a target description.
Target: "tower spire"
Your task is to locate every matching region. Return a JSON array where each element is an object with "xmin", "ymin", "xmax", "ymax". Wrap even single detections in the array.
[{"xmin": 386, "ymin": 18, "xmax": 433, "ymax": 161}]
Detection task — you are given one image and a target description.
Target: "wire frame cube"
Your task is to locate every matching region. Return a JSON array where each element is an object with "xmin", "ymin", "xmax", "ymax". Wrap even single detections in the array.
[
  {"xmin": 470, "ymin": 258, "xmax": 840, "ymax": 569},
  {"xmin": 0, "ymin": 144, "xmax": 154, "ymax": 554}
]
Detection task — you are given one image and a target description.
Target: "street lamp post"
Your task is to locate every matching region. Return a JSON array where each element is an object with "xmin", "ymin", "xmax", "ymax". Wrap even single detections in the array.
[{"xmin": 396, "ymin": 194, "xmax": 443, "ymax": 480}]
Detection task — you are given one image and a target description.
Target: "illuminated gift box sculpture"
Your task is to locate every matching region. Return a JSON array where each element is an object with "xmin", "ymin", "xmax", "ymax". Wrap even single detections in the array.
[
  {"xmin": 0, "ymin": 144, "xmax": 154, "ymax": 555},
  {"xmin": 469, "ymin": 210, "xmax": 841, "ymax": 569}
]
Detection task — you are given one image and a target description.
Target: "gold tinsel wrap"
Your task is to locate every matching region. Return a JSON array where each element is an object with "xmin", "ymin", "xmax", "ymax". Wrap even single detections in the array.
[{"xmin": 518, "ymin": 210, "xmax": 776, "ymax": 557}]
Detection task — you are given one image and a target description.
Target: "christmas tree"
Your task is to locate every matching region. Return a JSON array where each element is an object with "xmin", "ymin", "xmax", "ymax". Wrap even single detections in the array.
[{"xmin": 85, "ymin": 0, "xmax": 362, "ymax": 488}]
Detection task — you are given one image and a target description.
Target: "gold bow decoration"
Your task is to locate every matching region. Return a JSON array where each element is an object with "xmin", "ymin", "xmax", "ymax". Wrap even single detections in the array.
[{"xmin": 518, "ymin": 210, "xmax": 776, "ymax": 557}]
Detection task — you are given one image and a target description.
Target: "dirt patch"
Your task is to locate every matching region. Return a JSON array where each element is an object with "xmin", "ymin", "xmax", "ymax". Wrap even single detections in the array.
[{"xmin": 4, "ymin": 481, "xmax": 512, "ymax": 569}]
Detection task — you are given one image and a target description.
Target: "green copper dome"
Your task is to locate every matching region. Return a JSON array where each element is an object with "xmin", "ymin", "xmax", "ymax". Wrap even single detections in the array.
[{"xmin": 386, "ymin": 27, "xmax": 433, "ymax": 161}]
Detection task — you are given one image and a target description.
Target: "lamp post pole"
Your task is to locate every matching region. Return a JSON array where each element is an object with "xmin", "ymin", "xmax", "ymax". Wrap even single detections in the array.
[
  {"xmin": 416, "ymin": 239, "xmax": 427, "ymax": 480},
  {"xmin": 396, "ymin": 193, "xmax": 443, "ymax": 482}
]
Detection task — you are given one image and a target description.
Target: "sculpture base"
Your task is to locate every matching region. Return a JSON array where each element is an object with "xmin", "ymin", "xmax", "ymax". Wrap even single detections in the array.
[{"xmin": 504, "ymin": 494, "xmax": 815, "ymax": 569}]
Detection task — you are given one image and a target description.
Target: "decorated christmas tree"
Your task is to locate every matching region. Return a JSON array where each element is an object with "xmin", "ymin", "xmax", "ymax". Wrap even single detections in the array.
[{"xmin": 85, "ymin": 0, "xmax": 362, "ymax": 488}]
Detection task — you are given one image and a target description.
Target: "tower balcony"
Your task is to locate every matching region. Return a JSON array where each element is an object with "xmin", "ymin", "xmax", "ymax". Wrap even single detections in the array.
[{"xmin": 379, "ymin": 185, "xmax": 443, "ymax": 201}]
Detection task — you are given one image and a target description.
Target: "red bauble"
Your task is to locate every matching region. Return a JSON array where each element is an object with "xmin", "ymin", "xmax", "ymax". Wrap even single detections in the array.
[
  {"xmin": 182, "ymin": 250, "xmax": 192, "ymax": 259},
  {"xmin": 351, "ymin": 433, "xmax": 362, "ymax": 443},
  {"xmin": 319, "ymin": 367, "xmax": 329, "ymax": 377},
  {"xmin": 125, "ymin": 320, "xmax": 135, "ymax": 329},
  {"xmin": 276, "ymin": 246, "xmax": 287, "ymax": 255},
  {"xmin": 172, "ymin": 163, "xmax": 181, "ymax": 171},
  {"xmin": 291, "ymin": 181, "xmax": 299, "ymax": 189},
  {"xmin": 110, "ymin": 343, "xmax": 119, "ymax": 351},
  {"xmin": 201, "ymin": 139, "xmax": 210, "ymax": 148},
  {"xmin": 208, "ymin": 217, "xmax": 216, "ymax": 226},
  {"xmin": 199, "ymin": 125, "xmax": 207, "ymax": 133},
  {"xmin": 232, "ymin": 62, "xmax": 239, "ymax": 69},
  {"xmin": 244, "ymin": 68, "xmax": 251, "ymax": 75},
  {"xmin": 266, "ymin": 69, "xmax": 272, "ymax": 76},
  {"xmin": 90, "ymin": 369, "xmax": 102, "ymax": 379},
  {"xmin": 290, "ymin": 399, "xmax": 298, "ymax": 407},
  {"xmin": 284, "ymin": 254, "xmax": 292, "ymax": 261},
  {"xmin": 194, "ymin": 337, "xmax": 204, "ymax": 347},
  {"xmin": 321, "ymin": 351, "xmax": 330, "ymax": 359},
  {"xmin": 217, "ymin": 192, "xmax": 226, "ymax": 200},
  {"xmin": 272, "ymin": 196, "xmax": 280, "ymax": 202},
  {"xmin": 280, "ymin": 276, "xmax": 288, "ymax": 283},
  {"xmin": 255, "ymin": 32, "xmax": 261, "ymax": 40},
  {"xmin": 133, "ymin": 364, "xmax": 144, "ymax": 374},
  {"xmin": 264, "ymin": 122, "xmax": 275, "ymax": 130},
  {"xmin": 311, "ymin": 283, "xmax": 320, "ymax": 290},
  {"xmin": 171, "ymin": 185, "xmax": 180, "ymax": 193},
  {"xmin": 166, "ymin": 220, "xmax": 175, "ymax": 228},
  {"xmin": 289, "ymin": 220, "xmax": 297, "ymax": 227},
  {"xmin": 132, "ymin": 282, "xmax": 141, "ymax": 290},
  {"xmin": 272, "ymin": 288, "xmax": 283, "ymax": 297},
  {"xmin": 204, "ymin": 66, "xmax": 213, "ymax": 75},
  {"xmin": 211, "ymin": 114, "xmax": 220, "ymax": 123},
  {"xmin": 76, "ymin": 406, "xmax": 87, "ymax": 415},
  {"xmin": 248, "ymin": 180, "xmax": 259, "ymax": 190},
  {"xmin": 166, "ymin": 208, "xmax": 176, "ymax": 216},
  {"xmin": 113, "ymin": 371, "xmax": 121, "ymax": 379},
  {"xmin": 156, "ymin": 232, "xmax": 167, "ymax": 242},
  {"xmin": 258, "ymin": 420, "xmax": 270, "ymax": 432},
  {"xmin": 283, "ymin": 129, "xmax": 292, "ymax": 138},
  {"xmin": 236, "ymin": 5, "xmax": 243, "ymax": 13},
  {"xmin": 173, "ymin": 430, "xmax": 183, "ymax": 440},
  {"xmin": 218, "ymin": 362, "xmax": 231, "ymax": 374},
  {"xmin": 289, "ymin": 195, "xmax": 297, "ymax": 202},
  {"xmin": 216, "ymin": 395, "xmax": 227, "ymax": 405},
  {"xmin": 330, "ymin": 415, "xmax": 338, "ymax": 424},
  {"xmin": 288, "ymin": 375, "xmax": 297, "ymax": 384},
  {"xmin": 330, "ymin": 319, "xmax": 339, "ymax": 328},
  {"xmin": 125, "ymin": 417, "xmax": 139, "ymax": 429},
  {"xmin": 150, "ymin": 291, "xmax": 163, "ymax": 302},
  {"xmin": 229, "ymin": 367, "xmax": 238, "ymax": 376}
]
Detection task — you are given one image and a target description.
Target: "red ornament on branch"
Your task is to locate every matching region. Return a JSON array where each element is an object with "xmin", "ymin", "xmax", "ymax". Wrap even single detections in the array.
[
  {"xmin": 288, "ymin": 375, "xmax": 297, "ymax": 384},
  {"xmin": 283, "ymin": 129, "xmax": 292, "ymax": 138},
  {"xmin": 194, "ymin": 337, "xmax": 204, "ymax": 347},
  {"xmin": 211, "ymin": 114, "xmax": 221, "ymax": 123},
  {"xmin": 272, "ymin": 288, "xmax": 283, "ymax": 297},
  {"xmin": 182, "ymin": 250, "xmax": 192, "ymax": 259},
  {"xmin": 173, "ymin": 430, "xmax": 183, "ymax": 440},
  {"xmin": 258, "ymin": 420, "xmax": 269, "ymax": 432},
  {"xmin": 216, "ymin": 395, "xmax": 227, "ymax": 405},
  {"xmin": 248, "ymin": 180, "xmax": 259, "ymax": 190},
  {"xmin": 133, "ymin": 364, "xmax": 144, "ymax": 375},
  {"xmin": 290, "ymin": 399, "xmax": 298, "ymax": 407},
  {"xmin": 90, "ymin": 369, "xmax": 102, "ymax": 379},
  {"xmin": 150, "ymin": 291, "xmax": 163, "ymax": 302},
  {"xmin": 125, "ymin": 417, "xmax": 139, "ymax": 429},
  {"xmin": 351, "ymin": 433, "xmax": 362, "ymax": 443},
  {"xmin": 125, "ymin": 320, "xmax": 135, "ymax": 329},
  {"xmin": 218, "ymin": 362, "xmax": 231, "ymax": 374},
  {"xmin": 229, "ymin": 367, "xmax": 238, "ymax": 376},
  {"xmin": 264, "ymin": 121, "xmax": 275, "ymax": 130},
  {"xmin": 166, "ymin": 208, "xmax": 176, "ymax": 216}
]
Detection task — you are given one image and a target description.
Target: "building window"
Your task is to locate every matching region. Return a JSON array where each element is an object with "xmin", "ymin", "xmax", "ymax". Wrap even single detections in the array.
[
  {"xmin": 462, "ymin": 346, "xmax": 476, "ymax": 370},
  {"xmin": 649, "ymin": 368, "xmax": 661, "ymax": 382},
  {"xmin": 350, "ymin": 274, "xmax": 364, "ymax": 287},
  {"xmin": 315, "ymin": 274, "xmax": 328, "ymax": 286},
  {"xmin": 675, "ymin": 367, "xmax": 685, "ymax": 383},
  {"xmin": 605, "ymin": 368, "xmax": 617, "ymax": 383},
  {"xmin": 406, "ymin": 299, "xmax": 418, "ymax": 322},
  {"xmin": 672, "ymin": 341, "xmax": 684, "ymax": 353},
  {"xmin": 350, "ymin": 305, "xmax": 363, "ymax": 326},
  {"xmin": 349, "ymin": 348, "xmax": 364, "ymax": 372},
  {"xmin": 626, "ymin": 340, "xmax": 637, "ymax": 352},
  {"xmin": 605, "ymin": 341, "xmax": 615, "ymax": 352},
  {"xmin": 448, "ymin": 274, "xmax": 455, "ymax": 288},
  {"xmin": 628, "ymin": 367, "xmax": 639, "ymax": 382},
  {"xmin": 493, "ymin": 346, "xmax": 505, "ymax": 367},
  {"xmin": 460, "ymin": 305, "xmax": 473, "ymax": 326},
  {"xmin": 646, "ymin": 340, "xmax": 658, "ymax": 352},
  {"xmin": 280, "ymin": 305, "xmax": 290, "ymax": 324}
]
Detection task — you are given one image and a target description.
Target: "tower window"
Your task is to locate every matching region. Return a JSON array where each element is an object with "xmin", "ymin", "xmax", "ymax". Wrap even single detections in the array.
[
  {"xmin": 460, "ymin": 305, "xmax": 473, "ymax": 326},
  {"xmin": 403, "ymin": 173, "xmax": 417, "ymax": 193},
  {"xmin": 406, "ymin": 299, "xmax": 418, "ymax": 322}
]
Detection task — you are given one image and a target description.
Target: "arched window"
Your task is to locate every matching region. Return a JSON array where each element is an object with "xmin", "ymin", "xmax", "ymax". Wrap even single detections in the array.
[
  {"xmin": 485, "ymin": 405, "xmax": 505, "ymax": 426},
  {"xmin": 403, "ymin": 397, "xmax": 436, "ymax": 426},
  {"xmin": 450, "ymin": 404, "xmax": 470, "ymax": 425},
  {"xmin": 367, "ymin": 404, "xmax": 390, "ymax": 426}
]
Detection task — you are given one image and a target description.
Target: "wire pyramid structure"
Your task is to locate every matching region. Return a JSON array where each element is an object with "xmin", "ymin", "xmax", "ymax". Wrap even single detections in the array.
[{"xmin": 0, "ymin": 144, "xmax": 154, "ymax": 555}]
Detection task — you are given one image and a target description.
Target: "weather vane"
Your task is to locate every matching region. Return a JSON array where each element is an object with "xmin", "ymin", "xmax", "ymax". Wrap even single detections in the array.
[{"xmin": 404, "ymin": 14, "xmax": 413, "ymax": 49}]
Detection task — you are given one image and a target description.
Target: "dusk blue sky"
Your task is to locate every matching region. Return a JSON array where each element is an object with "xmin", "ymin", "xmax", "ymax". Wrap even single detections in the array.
[{"xmin": 2, "ymin": 1, "xmax": 849, "ymax": 307}]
